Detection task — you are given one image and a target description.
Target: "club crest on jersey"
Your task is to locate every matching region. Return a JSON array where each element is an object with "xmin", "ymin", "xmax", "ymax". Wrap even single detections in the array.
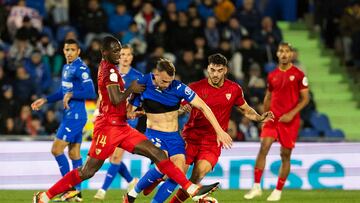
[
  {"xmin": 95, "ymin": 148, "xmax": 102, "ymax": 155},
  {"xmin": 289, "ymin": 75, "xmax": 295, "ymax": 81},
  {"xmin": 226, "ymin": 93, "xmax": 232, "ymax": 100}
]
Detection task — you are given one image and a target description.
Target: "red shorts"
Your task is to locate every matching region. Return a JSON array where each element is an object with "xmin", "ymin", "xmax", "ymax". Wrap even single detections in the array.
[
  {"xmin": 185, "ymin": 139, "xmax": 221, "ymax": 168},
  {"xmin": 261, "ymin": 118, "xmax": 300, "ymax": 149},
  {"xmin": 88, "ymin": 117, "xmax": 147, "ymax": 160}
]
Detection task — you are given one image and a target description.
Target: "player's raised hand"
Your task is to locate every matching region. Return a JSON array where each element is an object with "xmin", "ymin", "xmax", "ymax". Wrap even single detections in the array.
[
  {"xmin": 259, "ymin": 111, "xmax": 274, "ymax": 122},
  {"xmin": 63, "ymin": 92, "xmax": 73, "ymax": 109},
  {"xmin": 31, "ymin": 98, "xmax": 47, "ymax": 111},
  {"xmin": 129, "ymin": 80, "xmax": 145, "ymax": 93},
  {"xmin": 216, "ymin": 130, "xmax": 233, "ymax": 149}
]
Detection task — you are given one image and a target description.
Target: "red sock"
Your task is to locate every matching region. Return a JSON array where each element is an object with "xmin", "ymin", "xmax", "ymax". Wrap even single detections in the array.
[
  {"xmin": 254, "ymin": 168, "xmax": 263, "ymax": 183},
  {"xmin": 156, "ymin": 159, "xmax": 191, "ymax": 189},
  {"xmin": 169, "ymin": 189, "xmax": 190, "ymax": 203},
  {"xmin": 46, "ymin": 169, "xmax": 82, "ymax": 199},
  {"xmin": 276, "ymin": 177, "xmax": 286, "ymax": 190}
]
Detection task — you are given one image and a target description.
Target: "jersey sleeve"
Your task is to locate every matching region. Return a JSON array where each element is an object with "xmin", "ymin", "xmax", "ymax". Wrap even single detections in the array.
[
  {"xmin": 176, "ymin": 82, "xmax": 196, "ymax": 103},
  {"xmin": 234, "ymin": 84, "xmax": 246, "ymax": 106},
  {"xmin": 298, "ymin": 71, "xmax": 309, "ymax": 90},
  {"xmin": 136, "ymin": 74, "xmax": 148, "ymax": 85},
  {"xmin": 129, "ymin": 93, "xmax": 142, "ymax": 107},
  {"xmin": 72, "ymin": 65, "xmax": 96, "ymax": 99},
  {"xmin": 103, "ymin": 66, "xmax": 121, "ymax": 86}
]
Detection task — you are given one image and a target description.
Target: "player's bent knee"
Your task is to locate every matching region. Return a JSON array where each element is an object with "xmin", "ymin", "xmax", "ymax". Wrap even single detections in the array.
[
  {"xmin": 79, "ymin": 168, "xmax": 97, "ymax": 180},
  {"xmin": 151, "ymin": 147, "xmax": 168, "ymax": 162}
]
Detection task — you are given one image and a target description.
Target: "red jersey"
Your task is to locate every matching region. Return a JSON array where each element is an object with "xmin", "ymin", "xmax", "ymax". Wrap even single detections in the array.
[
  {"xmin": 267, "ymin": 65, "xmax": 308, "ymax": 119},
  {"xmin": 183, "ymin": 79, "xmax": 245, "ymax": 144},
  {"xmin": 96, "ymin": 60, "xmax": 127, "ymax": 124}
]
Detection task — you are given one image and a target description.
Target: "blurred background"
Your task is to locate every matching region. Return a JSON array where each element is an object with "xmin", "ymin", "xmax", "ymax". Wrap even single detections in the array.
[{"xmin": 0, "ymin": 0, "xmax": 360, "ymax": 192}]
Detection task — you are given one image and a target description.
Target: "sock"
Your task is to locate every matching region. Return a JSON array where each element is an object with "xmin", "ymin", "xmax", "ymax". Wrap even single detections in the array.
[
  {"xmin": 276, "ymin": 177, "xmax": 286, "ymax": 190},
  {"xmin": 254, "ymin": 167, "xmax": 263, "ymax": 183},
  {"xmin": 118, "ymin": 162, "xmax": 133, "ymax": 182},
  {"xmin": 46, "ymin": 169, "xmax": 82, "ymax": 199},
  {"xmin": 55, "ymin": 154, "xmax": 70, "ymax": 177},
  {"xmin": 134, "ymin": 167, "xmax": 163, "ymax": 194},
  {"xmin": 169, "ymin": 189, "xmax": 189, "ymax": 203},
  {"xmin": 153, "ymin": 179, "xmax": 177, "ymax": 203},
  {"xmin": 72, "ymin": 159, "xmax": 82, "ymax": 191},
  {"xmin": 102, "ymin": 163, "xmax": 120, "ymax": 191},
  {"xmin": 155, "ymin": 159, "xmax": 191, "ymax": 189}
]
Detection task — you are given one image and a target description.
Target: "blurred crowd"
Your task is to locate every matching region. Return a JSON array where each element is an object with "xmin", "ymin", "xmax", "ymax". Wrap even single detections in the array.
[
  {"xmin": 314, "ymin": 0, "xmax": 360, "ymax": 82},
  {"xmin": 0, "ymin": 0, "xmax": 317, "ymax": 141}
]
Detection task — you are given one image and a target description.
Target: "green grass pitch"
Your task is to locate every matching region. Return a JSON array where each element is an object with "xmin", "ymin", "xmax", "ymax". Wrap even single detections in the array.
[{"xmin": 1, "ymin": 189, "xmax": 359, "ymax": 203}]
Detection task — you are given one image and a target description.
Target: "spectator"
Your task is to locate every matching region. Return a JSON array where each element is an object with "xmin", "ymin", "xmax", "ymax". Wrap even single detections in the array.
[
  {"xmin": 222, "ymin": 17, "xmax": 249, "ymax": 51},
  {"xmin": 15, "ymin": 16, "xmax": 40, "ymax": 45},
  {"xmin": 45, "ymin": 0, "xmax": 69, "ymax": 25},
  {"xmin": 228, "ymin": 119, "xmax": 244, "ymax": 141},
  {"xmin": 247, "ymin": 63, "xmax": 266, "ymax": 103},
  {"xmin": 122, "ymin": 22, "xmax": 147, "ymax": 56},
  {"xmin": 28, "ymin": 114, "xmax": 46, "ymax": 136},
  {"xmin": 14, "ymin": 65, "xmax": 37, "ymax": 105},
  {"xmin": 6, "ymin": 0, "xmax": 42, "ymax": 38},
  {"xmin": 253, "ymin": 16, "xmax": 283, "ymax": 59},
  {"xmin": 204, "ymin": 16, "xmax": 220, "ymax": 51},
  {"xmin": 1, "ymin": 117, "xmax": 16, "ymax": 135},
  {"xmin": 176, "ymin": 49, "xmax": 204, "ymax": 84},
  {"xmin": 214, "ymin": 0, "xmax": 236, "ymax": 24},
  {"xmin": 8, "ymin": 39, "xmax": 34, "ymax": 68},
  {"xmin": 24, "ymin": 50, "xmax": 52, "ymax": 96},
  {"xmin": 236, "ymin": 0, "xmax": 262, "ymax": 35},
  {"xmin": 108, "ymin": 2, "xmax": 133, "ymax": 37},
  {"xmin": 43, "ymin": 109, "xmax": 59, "ymax": 135},
  {"xmin": 239, "ymin": 116, "xmax": 259, "ymax": 141},
  {"xmin": 79, "ymin": 0, "xmax": 108, "ymax": 47},
  {"xmin": 0, "ymin": 84, "xmax": 18, "ymax": 127},
  {"xmin": 170, "ymin": 11, "xmax": 194, "ymax": 52},
  {"xmin": 146, "ymin": 21, "xmax": 170, "ymax": 53},
  {"xmin": 14, "ymin": 105, "xmax": 32, "ymax": 135},
  {"xmin": 134, "ymin": 2, "xmax": 161, "ymax": 35},
  {"xmin": 198, "ymin": 0, "xmax": 215, "ymax": 20}
]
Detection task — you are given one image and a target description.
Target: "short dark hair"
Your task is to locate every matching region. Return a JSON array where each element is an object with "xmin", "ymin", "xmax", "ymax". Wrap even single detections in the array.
[
  {"xmin": 101, "ymin": 36, "xmax": 121, "ymax": 51},
  {"xmin": 64, "ymin": 39, "xmax": 80, "ymax": 48},
  {"xmin": 156, "ymin": 58, "xmax": 176, "ymax": 76},
  {"xmin": 208, "ymin": 53, "xmax": 227, "ymax": 66},
  {"xmin": 278, "ymin": 42, "xmax": 294, "ymax": 51}
]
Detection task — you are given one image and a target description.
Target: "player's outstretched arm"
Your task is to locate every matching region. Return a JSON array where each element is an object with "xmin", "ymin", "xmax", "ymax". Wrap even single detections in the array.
[
  {"xmin": 190, "ymin": 95, "xmax": 232, "ymax": 149},
  {"xmin": 107, "ymin": 81, "xmax": 145, "ymax": 105},
  {"xmin": 237, "ymin": 102, "xmax": 274, "ymax": 123}
]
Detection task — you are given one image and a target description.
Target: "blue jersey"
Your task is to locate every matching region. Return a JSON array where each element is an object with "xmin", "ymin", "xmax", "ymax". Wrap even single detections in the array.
[
  {"xmin": 131, "ymin": 73, "xmax": 196, "ymax": 112},
  {"xmin": 46, "ymin": 57, "xmax": 96, "ymax": 120},
  {"xmin": 120, "ymin": 67, "xmax": 143, "ymax": 89},
  {"xmin": 120, "ymin": 67, "xmax": 143, "ymax": 128}
]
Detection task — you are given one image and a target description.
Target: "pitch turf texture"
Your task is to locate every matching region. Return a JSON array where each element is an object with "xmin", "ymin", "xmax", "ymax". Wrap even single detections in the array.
[{"xmin": 1, "ymin": 190, "xmax": 359, "ymax": 203}]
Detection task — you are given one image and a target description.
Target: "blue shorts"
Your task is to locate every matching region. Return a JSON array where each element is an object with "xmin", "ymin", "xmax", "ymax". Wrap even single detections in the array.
[
  {"xmin": 145, "ymin": 128, "xmax": 185, "ymax": 157},
  {"xmin": 56, "ymin": 119, "xmax": 87, "ymax": 143}
]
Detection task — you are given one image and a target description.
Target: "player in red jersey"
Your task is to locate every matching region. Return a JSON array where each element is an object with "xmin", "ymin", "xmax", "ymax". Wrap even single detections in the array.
[
  {"xmin": 167, "ymin": 53, "xmax": 274, "ymax": 203},
  {"xmin": 244, "ymin": 42, "xmax": 309, "ymax": 201},
  {"xmin": 33, "ymin": 36, "xmax": 223, "ymax": 203}
]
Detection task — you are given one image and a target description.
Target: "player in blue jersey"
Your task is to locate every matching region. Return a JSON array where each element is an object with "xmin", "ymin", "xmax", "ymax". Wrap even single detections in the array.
[
  {"xmin": 124, "ymin": 58, "xmax": 233, "ymax": 203},
  {"xmin": 31, "ymin": 39, "xmax": 96, "ymax": 202},
  {"xmin": 94, "ymin": 45, "xmax": 142, "ymax": 200}
]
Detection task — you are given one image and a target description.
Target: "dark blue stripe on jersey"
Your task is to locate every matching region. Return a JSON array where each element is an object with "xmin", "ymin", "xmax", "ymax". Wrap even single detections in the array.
[{"xmin": 142, "ymin": 99, "xmax": 180, "ymax": 113}]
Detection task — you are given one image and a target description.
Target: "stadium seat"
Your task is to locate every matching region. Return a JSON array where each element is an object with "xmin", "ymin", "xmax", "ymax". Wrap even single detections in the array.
[
  {"xmin": 309, "ymin": 112, "xmax": 332, "ymax": 133},
  {"xmin": 325, "ymin": 129, "xmax": 345, "ymax": 138},
  {"xmin": 299, "ymin": 128, "xmax": 319, "ymax": 137}
]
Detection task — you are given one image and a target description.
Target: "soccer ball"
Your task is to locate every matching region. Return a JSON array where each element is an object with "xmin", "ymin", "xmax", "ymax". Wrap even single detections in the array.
[{"xmin": 198, "ymin": 196, "xmax": 218, "ymax": 203}]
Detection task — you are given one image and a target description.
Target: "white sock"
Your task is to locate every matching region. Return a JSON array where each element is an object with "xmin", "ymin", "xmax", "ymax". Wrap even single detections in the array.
[
  {"xmin": 42, "ymin": 193, "xmax": 50, "ymax": 202},
  {"xmin": 186, "ymin": 184, "xmax": 199, "ymax": 196},
  {"xmin": 128, "ymin": 188, "xmax": 139, "ymax": 198}
]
